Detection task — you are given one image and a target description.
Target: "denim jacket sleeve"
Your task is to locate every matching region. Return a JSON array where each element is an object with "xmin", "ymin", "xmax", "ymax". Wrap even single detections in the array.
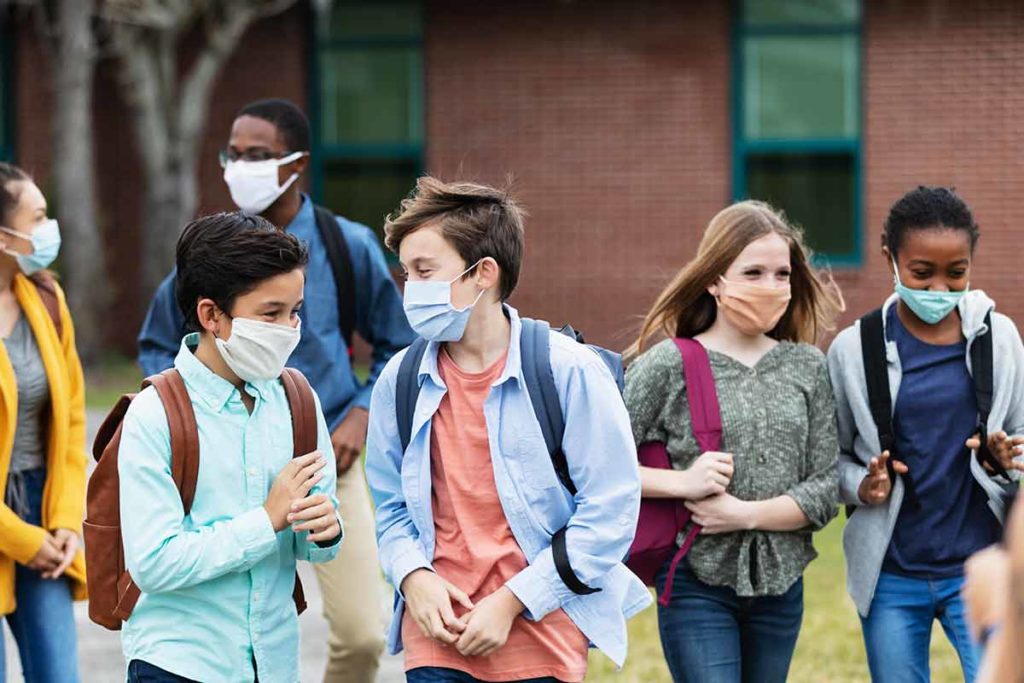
[
  {"xmin": 505, "ymin": 353, "xmax": 641, "ymax": 621},
  {"xmin": 365, "ymin": 353, "xmax": 433, "ymax": 593},
  {"xmin": 344, "ymin": 221, "xmax": 416, "ymax": 413},
  {"xmin": 118, "ymin": 389, "xmax": 279, "ymax": 594},
  {"xmin": 138, "ymin": 272, "xmax": 186, "ymax": 377}
]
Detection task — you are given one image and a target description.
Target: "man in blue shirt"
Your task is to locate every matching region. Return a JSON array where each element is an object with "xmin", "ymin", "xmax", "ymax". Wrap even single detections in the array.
[
  {"xmin": 137, "ymin": 99, "xmax": 413, "ymax": 682},
  {"xmin": 121, "ymin": 212, "xmax": 341, "ymax": 682}
]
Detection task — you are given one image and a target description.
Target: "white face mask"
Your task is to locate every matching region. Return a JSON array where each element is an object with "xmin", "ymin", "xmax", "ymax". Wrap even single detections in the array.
[
  {"xmin": 223, "ymin": 151, "xmax": 305, "ymax": 215},
  {"xmin": 214, "ymin": 317, "xmax": 302, "ymax": 383}
]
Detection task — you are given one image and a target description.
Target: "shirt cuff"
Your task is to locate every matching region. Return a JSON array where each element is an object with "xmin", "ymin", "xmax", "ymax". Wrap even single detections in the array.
[
  {"xmin": 389, "ymin": 544, "xmax": 433, "ymax": 597},
  {"xmin": 839, "ymin": 460, "xmax": 868, "ymax": 506},
  {"xmin": 353, "ymin": 386, "xmax": 373, "ymax": 413},
  {"xmin": 233, "ymin": 507, "xmax": 278, "ymax": 563},
  {"xmin": 504, "ymin": 551, "xmax": 565, "ymax": 622}
]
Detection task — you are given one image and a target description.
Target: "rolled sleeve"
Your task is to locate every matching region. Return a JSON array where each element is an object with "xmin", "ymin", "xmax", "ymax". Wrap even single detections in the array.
[
  {"xmin": 789, "ymin": 355, "xmax": 839, "ymax": 529},
  {"xmin": 296, "ymin": 391, "xmax": 343, "ymax": 563}
]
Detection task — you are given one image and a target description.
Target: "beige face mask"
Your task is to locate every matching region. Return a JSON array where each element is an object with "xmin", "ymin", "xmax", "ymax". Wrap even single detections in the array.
[{"xmin": 715, "ymin": 277, "xmax": 792, "ymax": 336}]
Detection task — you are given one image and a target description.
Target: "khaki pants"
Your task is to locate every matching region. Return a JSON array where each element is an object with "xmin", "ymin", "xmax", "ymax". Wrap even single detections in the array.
[{"xmin": 314, "ymin": 463, "xmax": 387, "ymax": 683}]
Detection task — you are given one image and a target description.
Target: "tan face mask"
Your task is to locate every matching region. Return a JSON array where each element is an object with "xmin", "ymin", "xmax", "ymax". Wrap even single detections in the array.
[{"xmin": 716, "ymin": 277, "xmax": 792, "ymax": 336}]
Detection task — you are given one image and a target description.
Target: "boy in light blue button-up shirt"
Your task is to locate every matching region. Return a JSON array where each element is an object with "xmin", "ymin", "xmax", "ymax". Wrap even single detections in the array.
[{"xmin": 119, "ymin": 213, "xmax": 342, "ymax": 683}]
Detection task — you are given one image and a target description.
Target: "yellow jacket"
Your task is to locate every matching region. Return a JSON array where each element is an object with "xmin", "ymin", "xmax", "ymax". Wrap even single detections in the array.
[{"xmin": 0, "ymin": 273, "xmax": 87, "ymax": 614}]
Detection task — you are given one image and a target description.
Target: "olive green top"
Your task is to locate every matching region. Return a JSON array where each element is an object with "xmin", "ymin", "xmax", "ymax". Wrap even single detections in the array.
[{"xmin": 625, "ymin": 339, "xmax": 839, "ymax": 596}]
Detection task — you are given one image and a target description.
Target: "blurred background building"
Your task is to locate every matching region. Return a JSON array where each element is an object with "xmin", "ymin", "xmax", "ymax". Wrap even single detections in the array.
[{"xmin": 2, "ymin": 0, "xmax": 1022, "ymax": 357}]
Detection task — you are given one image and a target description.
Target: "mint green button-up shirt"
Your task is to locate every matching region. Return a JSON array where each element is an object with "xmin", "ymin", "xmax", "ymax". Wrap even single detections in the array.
[{"xmin": 118, "ymin": 335, "xmax": 341, "ymax": 682}]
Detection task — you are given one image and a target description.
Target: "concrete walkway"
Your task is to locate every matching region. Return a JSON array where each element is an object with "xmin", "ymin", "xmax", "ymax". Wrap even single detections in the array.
[{"xmin": 3, "ymin": 409, "xmax": 405, "ymax": 682}]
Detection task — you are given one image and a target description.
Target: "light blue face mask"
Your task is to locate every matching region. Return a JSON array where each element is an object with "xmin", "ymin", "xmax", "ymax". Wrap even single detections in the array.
[
  {"xmin": 403, "ymin": 260, "xmax": 487, "ymax": 342},
  {"xmin": 2, "ymin": 219, "xmax": 61, "ymax": 276},
  {"xmin": 892, "ymin": 258, "xmax": 967, "ymax": 325}
]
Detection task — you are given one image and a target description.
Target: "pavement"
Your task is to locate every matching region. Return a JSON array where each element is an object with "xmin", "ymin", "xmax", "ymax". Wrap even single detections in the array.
[{"xmin": 3, "ymin": 409, "xmax": 405, "ymax": 682}]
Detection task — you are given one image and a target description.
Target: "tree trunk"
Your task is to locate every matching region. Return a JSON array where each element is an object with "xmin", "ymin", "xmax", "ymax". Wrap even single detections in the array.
[{"xmin": 52, "ymin": 0, "xmax": 106, "ymax": 360}]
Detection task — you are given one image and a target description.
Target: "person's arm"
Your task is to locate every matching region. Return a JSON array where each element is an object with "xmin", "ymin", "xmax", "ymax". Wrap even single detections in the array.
[
  {"xmin": 828, "ymin": 334, "xmax": 871, "ymax": 506},
  {"xmin": 778, "ymin": 353, "xmax": 839, "ymax": 530},
  {"xmin": 137, "ymin": 272, "xmax": 186, "ymax": 376},
  {"xmin": 118, "ymin": 391, "xmax": 278, "ymax": 594},
  {"xmin": 504, "ymin": 356, "xmax": 641, "ymax": 621},
  {"xmin": 347, "ymin": 222, "xmax": 416, "ymax": 411},
  {"xmin": 364, "ymin": 359, "xmax": 432, "ymax": 590},
  {"xmin": 292, "ymin": 391, "xmax": 343, "ymax": 562}
]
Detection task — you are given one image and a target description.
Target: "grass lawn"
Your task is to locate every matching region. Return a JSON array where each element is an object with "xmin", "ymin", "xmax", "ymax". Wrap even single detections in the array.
[
  {"xmin": 83, "ymin": 356, "xmax": 142, "ymax": 410},
  {"xmin": 586, "ymin": 518, "xmax": 964, "ymax": 682}
]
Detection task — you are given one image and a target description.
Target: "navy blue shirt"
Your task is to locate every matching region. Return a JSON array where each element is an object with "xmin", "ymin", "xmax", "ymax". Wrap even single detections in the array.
[
  {"xmin": 883, "ymin": 307, "xmax": 1002, "ymax": 578},
  {"xmin": 137, "ymin": 195, "xmax": 416, "ymax": 431}
]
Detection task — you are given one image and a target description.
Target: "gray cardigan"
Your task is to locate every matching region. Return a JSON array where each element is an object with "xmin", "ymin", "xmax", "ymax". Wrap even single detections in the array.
[{"xmin": 827, "ymin": 291, "xmax": 1024, "ymax": 617}]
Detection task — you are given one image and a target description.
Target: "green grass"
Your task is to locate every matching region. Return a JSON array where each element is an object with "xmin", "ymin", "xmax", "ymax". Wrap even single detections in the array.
[
  {"xmin": 586, "ymin": 518, "xmax": 963, "ymax": 682},
  {"xmin": 83, "ymin": 355, "xmax": 142, "ymax": 410}
]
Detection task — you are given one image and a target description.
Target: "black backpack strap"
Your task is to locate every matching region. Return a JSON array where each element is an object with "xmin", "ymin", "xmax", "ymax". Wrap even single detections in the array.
[
  {"xmin": 520, "ymin": 318, "xmax": 575, "ymax": 494},
  {"xmin": 313, "ymin": 205, "xmax": 357, "ymax": 356},
  {"xmin": 971, "ymin": 312, "xmax": 1010, "ymax": 481},
  {"xmin": 520, "ymin": 318, "xmax": 599, "ymax": 595},
  {"xmin": 859, "ymin": 308, "xmax": 918, "ymax": 508},
  {"xmin": 396, "ymin": 339, "xmax": 430, "ymax": 454}
]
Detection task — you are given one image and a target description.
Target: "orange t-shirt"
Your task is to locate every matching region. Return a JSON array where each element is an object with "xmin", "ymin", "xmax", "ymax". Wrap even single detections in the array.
[{"xmin": 402, "ymin": 349, "xmax": 589, "ymax": 682}]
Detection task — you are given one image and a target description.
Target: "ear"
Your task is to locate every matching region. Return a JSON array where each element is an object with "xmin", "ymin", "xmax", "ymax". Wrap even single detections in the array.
[
  {"xmin": 706, "ymin": 279, "xmax": 720, "ymax": 300},
  {"xmin": 474, "ymin": 257, "xmax": 502, "ymax": 292},
  {"xmin": 292, "ymin": 152, "xmax": 310, "ymax": 176},
  {"xmin": 196, "ymin": 298, "xmax": 227, "ymax": 337},
  {"xmin": 882, "ymin": 246, "xmax": 896, "ymax": 278}
]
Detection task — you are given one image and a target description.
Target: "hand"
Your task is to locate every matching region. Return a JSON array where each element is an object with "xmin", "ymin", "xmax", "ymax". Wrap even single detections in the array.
[
  {"xmin": 26, "ymin": 533, "xmax": 62, "ymax": 574},
  {"xmin": 857, "ymin": 451, "xmax": 908, "ymax": 505},
  {"xmin": 401, "ymin": 568, "xmax": 474, "ymax": 645},
  {"xmin": 963, "ymin": 545, "xmax": 1010, "ymax": 640},
  {"xmin": 966, "ymin": 431, "xmax": 1024, "ymax": 475},
  {"xmin": 331, "ymin": 407, "xmax": 369, "ymax": 476},
  {"xmin": 456, "ymin": 586, "xmax": 523, "ymax": 657},
  {"xmin": 42, "ymin": 529, "xmax": 79, "ymax": 579},
  {"xmin": 680, "ymin": 451, "xmax": 734, "ymax": 499},
  {"xmin": 288, "ymin": 493, "xmax": 341, "ymax": 543},
  {"xmin": 685, "ymin": 493, "xmax": 754, "ymax": 534},
  {"xmin": 263, "ymin": 451, "xmax": 326, "ymax": 532}
]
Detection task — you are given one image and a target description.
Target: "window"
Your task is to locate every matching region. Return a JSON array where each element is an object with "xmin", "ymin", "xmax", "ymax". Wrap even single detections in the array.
[
  {"xmin": 312, "ymin": 0, "xmax": 423, "ymax": 247},
  {"xmin": 734, "ymin": 0, "xmax": 861, "ymax": 264}
]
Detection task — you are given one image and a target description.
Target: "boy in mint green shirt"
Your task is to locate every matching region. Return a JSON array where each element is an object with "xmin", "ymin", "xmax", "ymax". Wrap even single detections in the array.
[{"xmin": 118, "ymin": 212, "xmax": 342, "ymax": 682}]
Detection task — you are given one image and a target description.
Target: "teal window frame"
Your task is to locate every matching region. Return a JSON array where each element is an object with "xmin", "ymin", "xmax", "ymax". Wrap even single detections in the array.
[
  {"xmin": 308, "ymin": 0, "xmax": 424, "ymax": 250},
  {"xmin": 0, "ymin": 17, "xmax": 14, "ymax": 162},
  {"xmin": 731, "ymin": 1, "xmax": 863, "ymax": 266}
]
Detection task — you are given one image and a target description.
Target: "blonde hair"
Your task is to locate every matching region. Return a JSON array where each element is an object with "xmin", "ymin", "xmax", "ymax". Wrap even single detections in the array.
[{"xmin": 628, "ymin": 201, "xmax": 844, "ymax": 359}]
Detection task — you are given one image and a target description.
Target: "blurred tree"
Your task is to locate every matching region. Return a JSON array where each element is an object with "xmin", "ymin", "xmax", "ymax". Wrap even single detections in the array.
[{"xmin": 102, "ymin": 0, "xmax": 299, "ymax": 293}]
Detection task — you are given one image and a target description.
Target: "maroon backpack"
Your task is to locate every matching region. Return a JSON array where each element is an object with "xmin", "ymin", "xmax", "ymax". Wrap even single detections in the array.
[{"xmin": 626, "ymin": 338, "xmax": 722, "ymax": 607}]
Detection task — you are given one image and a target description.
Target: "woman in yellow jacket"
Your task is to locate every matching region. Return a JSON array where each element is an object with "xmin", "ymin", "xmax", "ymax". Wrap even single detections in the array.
[{"xmin": 0, "ymin": 162, "xmax": 86, "ymax": 682}]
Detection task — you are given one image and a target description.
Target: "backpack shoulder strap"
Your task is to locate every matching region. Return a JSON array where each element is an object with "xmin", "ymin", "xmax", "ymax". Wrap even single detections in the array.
[
  {"xmin": 396, "ymin": 339, "xmax": 430, "ymax": 454},
  {"xmin": 145, "ymin": 369, "xmax": 200, "ymax": 515},
  {"xmin": 860, "ymin": 308, "xmax": 895, "ymax": 454},
  {"xmin": 970, "ymin": 311, "xmax": 1009, "ymax": 479},
  {"xmin": 520, "ymin": 318, "xmax": 575, "ymax": 494},
  {"xmin": 313, "ymin": 205, "xmax": 357, "ymax": 355},
  {"xmin": 673, "ymin": 339, "xmax": 722, "ymax": 453},
  {"xmin": 28, "ymin": 272, "xmax": 63, "ymax": 341},
  {"xmin": 281, "ymin": 368, "xmax": 319, "ymax": 457}
]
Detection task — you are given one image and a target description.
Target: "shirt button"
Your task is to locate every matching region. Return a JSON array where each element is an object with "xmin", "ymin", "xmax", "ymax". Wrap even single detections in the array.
[
  {"xmin": 248, "ymin": 468, "xmax": 257, "ymax": 476},
  {"xmin": 253, "ymin": 592, "xmax": 260, "ymax": 602}
]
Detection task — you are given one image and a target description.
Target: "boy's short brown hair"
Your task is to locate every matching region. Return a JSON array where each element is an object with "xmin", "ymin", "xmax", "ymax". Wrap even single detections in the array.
[{"xmin": 384, "ymin": 176, "xmax": 525, "ymax": 301}]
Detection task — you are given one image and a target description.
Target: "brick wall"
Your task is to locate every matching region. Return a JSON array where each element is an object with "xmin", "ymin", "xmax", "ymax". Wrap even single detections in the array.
[{"xmin": 424, "ymin": 0, "xmax": 732, "ymax": 350}]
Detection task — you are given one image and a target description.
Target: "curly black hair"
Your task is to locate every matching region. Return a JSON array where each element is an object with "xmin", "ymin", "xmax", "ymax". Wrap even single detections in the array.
[
  {"xmin": 883, "ymin": 186, "xmax": 979, "ymax": 257},
  {"xmin": 237, "ymin": 99, "xmax": 310, "ymax": 153},
  {"xmin": 175, "ymin": 212, "xmax": 309, "ymax": 331}
]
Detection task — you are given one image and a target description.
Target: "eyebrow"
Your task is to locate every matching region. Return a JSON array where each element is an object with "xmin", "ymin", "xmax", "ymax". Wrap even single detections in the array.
[{"xmin": 906, "ymin": 258, "xmax": 970, "ymax": 266}]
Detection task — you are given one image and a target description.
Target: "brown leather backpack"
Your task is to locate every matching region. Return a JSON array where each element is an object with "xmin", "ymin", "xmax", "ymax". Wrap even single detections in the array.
[
  {"xmin": 83, "ymin": 366, "xmax": 318, "ymax": 630},
  {"xmin": 29, "ymin": 272, "xmax": 63, "ymax": 340}
]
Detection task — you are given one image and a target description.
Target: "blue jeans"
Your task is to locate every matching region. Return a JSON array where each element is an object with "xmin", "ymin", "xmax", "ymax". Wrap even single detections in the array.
[
  {"xmin": 0, "ymin": 469, "xmax": 79, "ymax": 683},
  {"xmin": 654, "ymin": 564, "xmax": 803, "ymax": 683},
  {"xmin": 861, "ymin": 571, "xmax": 981, "ymax": 683},
  {"xmin": 406, "ymin": 667, "xmax": 562, "ymax": 682},
  {"xmin": 126, "ymin": 661, "xmax": 198, "ymax": 682}
]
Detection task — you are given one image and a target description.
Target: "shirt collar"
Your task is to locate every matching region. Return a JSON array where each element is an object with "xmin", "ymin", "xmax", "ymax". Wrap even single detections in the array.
[
  {"xmin": 418, "ymin": 304, "xmax": 524, "ymax": 389},
  {"xmin": 284, "ymin": 194, "xmax": 314, "ymax": 235},
  {"xmin": 173, "ymin": 333, "xmax": 275, "ymax": 411}
]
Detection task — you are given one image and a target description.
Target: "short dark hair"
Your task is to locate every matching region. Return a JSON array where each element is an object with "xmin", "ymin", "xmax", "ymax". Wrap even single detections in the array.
[
  {"xmin": 175, "ymin": 212, "xmax": 309, "ymax": 331},
  {"xmin": 236, "ymin": 99, "xmax": 310, "ymax": 153},
  {"xmin": 883, "ymin": 186, "xmax": 979, "ymax": 257},
  {"xmin": 0, "ymin": 162, "xmax": 31, "ymax": 224},
  {"xmin": 384, "ymin": 176, "xmax": 526, "ymax": 301}
]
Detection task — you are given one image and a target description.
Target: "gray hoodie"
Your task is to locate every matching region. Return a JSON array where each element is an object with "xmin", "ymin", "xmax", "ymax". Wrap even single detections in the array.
[{"xmin": 827, "ymin": 290, "xmax": 1024, "ymax": 617}]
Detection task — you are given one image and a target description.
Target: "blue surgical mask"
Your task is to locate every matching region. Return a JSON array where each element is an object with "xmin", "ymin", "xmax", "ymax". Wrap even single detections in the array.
[
  {"xmin": 892, "ymin": 259, "xmax": 967, "ymax": 325},
  {"xmin": 403, "ymin": 260, "xmax": 486, "ymax": 342},
  {"xmin": 1, "ymin": 219, "xmax": 61, "ymax": 276}
]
